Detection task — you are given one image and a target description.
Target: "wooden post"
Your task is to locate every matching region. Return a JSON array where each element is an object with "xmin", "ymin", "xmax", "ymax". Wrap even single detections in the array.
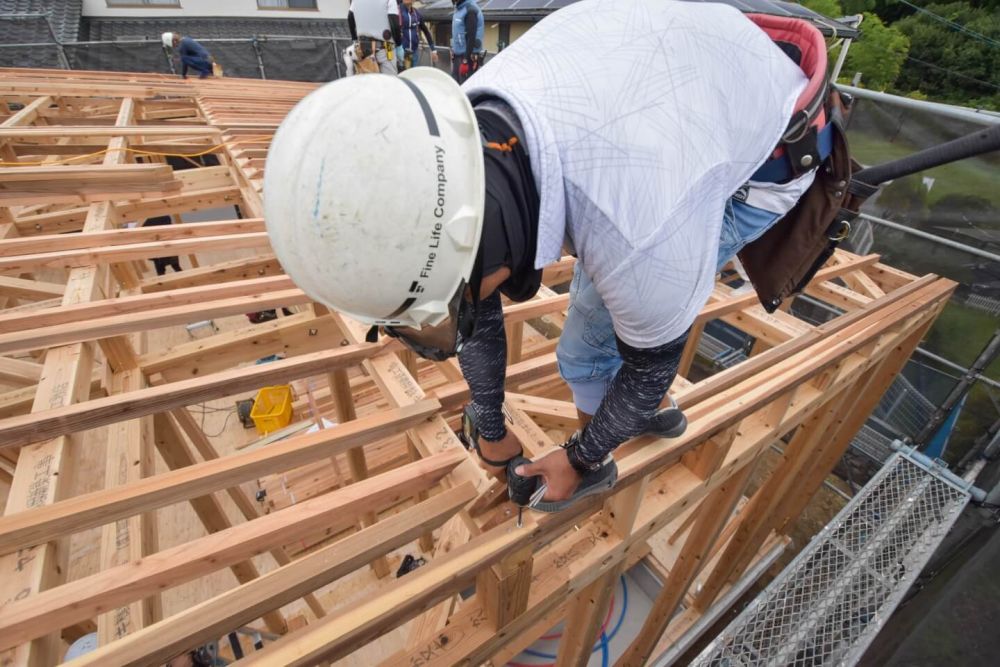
[
  {"xmin": 328, "ymin": 365, "xmax": 392, "ymax": 579},
  {"xmin": 694, "ymin": 384, "xmax": 854, "ymax": 608},
  {"xmin": 477, "ymin": 545, "xmax": 533, "ymax": 630},
  {"xmin": 774, "ymin": 317, "xmax": 938, "ymax": 535},
  {"xmin": 97, "ymin": 367, "xmax": 160, "ymax": 644},
  {"xmin": 555, "ymin": 477, "xmax": 648, "ymax": 667},
  {"xmin": 677, "ymin": 320, "xmax": 704, "ymax": 378},
  {"xmin": 0, "ymin": 97, "xmax": 136, "ymax": 666},
  {"xmin": 507, "ymin": 320, "xmax": 524, "ymax": 364},
  {"xmin": 616, "ymin": 463, "xmax": 756, "ymax": 667}
]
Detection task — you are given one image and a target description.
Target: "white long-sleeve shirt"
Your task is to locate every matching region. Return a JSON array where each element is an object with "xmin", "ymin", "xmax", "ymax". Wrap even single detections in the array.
[{"xmin": 465, "ymin": 0, "xmax": 808, "ymax": 347}]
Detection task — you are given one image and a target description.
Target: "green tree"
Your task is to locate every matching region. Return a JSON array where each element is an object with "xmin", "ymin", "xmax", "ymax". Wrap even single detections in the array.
[
  {"xmin": 799, "ymin": 0, "xmax": 844, "ymax": 18},
  {"xmin": 841, "ymin": 12, "xmax": 910, "ymax": 88},
  {"xmin": 894, "ymin": 3, "xmax": 1000, "ymax": 107}
]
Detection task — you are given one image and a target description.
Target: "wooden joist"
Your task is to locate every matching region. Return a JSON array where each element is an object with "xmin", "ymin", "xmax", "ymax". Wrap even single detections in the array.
[
  {"xmin": 0, "ymin": 68, "xmax": 951, "ymax": 667},
  {"xmin": 0, "ymin": 451, "xmax": 466, "ymax": 651}
]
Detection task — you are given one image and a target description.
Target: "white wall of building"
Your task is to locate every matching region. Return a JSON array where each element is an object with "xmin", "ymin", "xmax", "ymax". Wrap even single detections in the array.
[{"xmin": 82, "ymin": 0, "xmax": 349, "ymax": 20}]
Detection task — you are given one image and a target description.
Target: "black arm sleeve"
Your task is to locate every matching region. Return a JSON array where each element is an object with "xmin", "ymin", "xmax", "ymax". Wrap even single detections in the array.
[
  {"xmin": 389, "ymin": 15, "xmax": 402, "ymax": 46},
  {"xmin": 348, "ymin": 11, "xmax": 358, "ymax": 40},
  {"xmin": 457, "ymin": 291, "xmax": 508, "ymax": 442},
  {"xmin": 464, "ymin": 10, "xmax": 479, "ymax": 56},
  {"xmin": 576, "ymin": 332, "xmax": 688, "ymax": 465},
  {"xmin": 419, "ymin": 20, "xmax": 435, "ymax": 50}
]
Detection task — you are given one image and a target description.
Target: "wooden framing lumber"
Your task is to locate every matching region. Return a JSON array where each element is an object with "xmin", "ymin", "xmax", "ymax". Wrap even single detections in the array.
[
  {"xmin": 0, "ymin": 340, "xmax": 398, "ymax": 448},
  {"xmin": 0, "ymin": 401, "xmax": 439, "ymax": 554},
  {"xmin": 0, "ymin": 452, "xmax": 465, "ymax": 651},
  {"xmin": 0, "ymin": 275, "xmax": 64, "ymax": 300},
  {"xmin": 66, "ymin": 482, "xmax": 477, "ymax": 667},
  {"xmin": 0, "ymin": 218, "xmax": 264, "ymax": 256},
  {"xmin": 0, "ymin": 69, "xmax": 954, "ymax": 667},
  {"xmin": 0, "ymin": 275, "xmax": 293, "ymax": 335},
  {"xmin": 0, "ymin": 94, "xmax": 138, "ymax": 667}
]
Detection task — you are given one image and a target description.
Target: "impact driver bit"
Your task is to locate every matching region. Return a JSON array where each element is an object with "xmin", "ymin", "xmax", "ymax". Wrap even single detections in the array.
[{"xmin": 506, "ymin": 455, "xmax": 545, "ymax": 527}]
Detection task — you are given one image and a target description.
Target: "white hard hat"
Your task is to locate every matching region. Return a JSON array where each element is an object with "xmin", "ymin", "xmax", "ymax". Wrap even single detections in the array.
[
  {"xmin": 264, "ymin": 68, "xmax": 485, "ymax": 335},
  {"xmin": 161, "ymin": 32, "xmax": 175, "ymax": 48}
]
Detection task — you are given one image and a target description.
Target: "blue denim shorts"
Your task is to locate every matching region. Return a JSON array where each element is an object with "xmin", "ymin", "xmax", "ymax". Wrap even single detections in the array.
[
  {"xmin": 557, "ymin": 194, "xmax": 783, "ymax": 414},
  {"xmin": 716, "ymin": 197, "xmax": 784, "ymax": 272}
]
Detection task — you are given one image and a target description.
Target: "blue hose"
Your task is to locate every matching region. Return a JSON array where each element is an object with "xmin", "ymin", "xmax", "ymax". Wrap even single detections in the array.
[{"xmin": 521, "ymin": 575, "xmax": 629, "ymax": 662}]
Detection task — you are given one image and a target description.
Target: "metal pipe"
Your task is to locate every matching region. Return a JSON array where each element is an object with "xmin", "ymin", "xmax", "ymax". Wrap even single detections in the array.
[
  {"xmin": 830, "ymin": 37, "xmax": 853, "ymax": 82},
  {"xmin": 331, "ymin": 38, "xmax": 343, "ymax": 79},
  {"xmin": 915, "ymin": 329, "xmax": 1000, "ymax": 446},
  {"xmin": 912, "ymin": 347, "xmax": 1000, "ymax": 390},
  {"xmin": 840, "ymin": 84, "xmax": 1000, "ymax": 126},
  {"xmin": 251, "ymin": 37, "xmax": 267, "ymax": 79},
  {"xmin": 891, "ymin": 440, "xmax": 986, "ymax": 501},
  {"xmin": 651, "ymin": 541, "xmax": 788, "ymax": 666},
  {"xmin": 829, "ymin": 16, "xmax": 861, "ymax": 82},
  {"xmin": 40, "ymin": 13, "xmax": 70, "ymax": 70},
  {"xmin": 859, "ymin": 213, "xmax": 1000, "ymax": 264}
]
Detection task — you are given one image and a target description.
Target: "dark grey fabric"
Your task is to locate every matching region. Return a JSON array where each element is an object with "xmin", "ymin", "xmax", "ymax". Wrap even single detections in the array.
[
  {"xmin": 576, "ymin": 332, "xmax": 688, "ymax": 465},
  {"xmin": 63, "ymin": 41, "xmax": 171, "ymax": 73},
  {"xmin": 80, "ymin": 16, "xmax": 349, "ymax": 41},
  {"xmin": 457, "ymin": 291, "xmax": 508, "ymax": 442},
  {"xmin": 0, "ymin": 43, "xmax": 63, "ymax": 69},
  {"xmin": 257, "ymin": 37, "xmax": 342, "ymax": 81}
]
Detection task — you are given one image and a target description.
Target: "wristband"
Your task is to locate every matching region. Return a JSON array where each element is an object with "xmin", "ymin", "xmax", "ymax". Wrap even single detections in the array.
[{"xmin": 562, "ymin": 431, "xmax": 600, "ymax": 474}]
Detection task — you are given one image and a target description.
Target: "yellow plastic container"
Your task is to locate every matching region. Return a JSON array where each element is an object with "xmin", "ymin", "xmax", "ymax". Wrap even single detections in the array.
[{"xmin": 250, "ymin": 385, "xmax": 293, "ymax": 435}]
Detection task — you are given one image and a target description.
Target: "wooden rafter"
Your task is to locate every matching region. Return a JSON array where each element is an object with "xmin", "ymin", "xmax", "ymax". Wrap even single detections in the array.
[{"xmin": 0, "ymin": 67, "xmax": 954, "ymax": 667}]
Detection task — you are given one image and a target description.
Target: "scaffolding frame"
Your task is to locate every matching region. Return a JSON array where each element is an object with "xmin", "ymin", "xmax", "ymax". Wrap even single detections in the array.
[{"xmin": 691, "ymin": 444, "xmax": 975, "ymax": 667}]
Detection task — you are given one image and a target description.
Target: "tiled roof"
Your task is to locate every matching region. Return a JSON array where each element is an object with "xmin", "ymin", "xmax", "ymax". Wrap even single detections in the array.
[
  {"xmin": 80, "ymin": 16, "xmax": 350, "ymax": 41},
  {"xmin": 419, "ymin": 0, "xmax": 859, "ymax": 37},
  {"xmin": 0, "ymin": 0, "xmax": 83, "ymax": 42}
]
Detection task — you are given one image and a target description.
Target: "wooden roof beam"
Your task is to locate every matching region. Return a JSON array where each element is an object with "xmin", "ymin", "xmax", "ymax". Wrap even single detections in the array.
[{"xmin": 0, "ymin": 450, "xmax": 464, "ymax": 652}]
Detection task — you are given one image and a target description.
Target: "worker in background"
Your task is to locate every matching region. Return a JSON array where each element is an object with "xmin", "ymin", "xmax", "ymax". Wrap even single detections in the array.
[
  {"xmin": 450, "ymin": 0, "xmax": 483, "ymax": 83},
  {"xmin": 264, "ymin": 0, "xmax": 820, "ymax": 512},
  {"xmin": 162, "ymin": 32, "xmax": 214, "ymax": 79},
  {"xmin": 348, "ymin": 0, "xmax": 403, "ymax": 75},
  {"xmin": 142, "ymin": 216, "xmax": 182, "ymax": 276},
  {"xmin": 400, "ymin": 0, "xmax": 438, "ymax": 70}
]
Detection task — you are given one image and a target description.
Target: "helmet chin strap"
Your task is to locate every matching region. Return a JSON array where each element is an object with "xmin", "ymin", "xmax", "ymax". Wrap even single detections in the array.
[
  {"xmin": 365, "ymin": 238, "xmax": 486, "ymax": 348},
  {"xmin": 460, "ymin": 239, "xmax": 486, "ymax": 341}
]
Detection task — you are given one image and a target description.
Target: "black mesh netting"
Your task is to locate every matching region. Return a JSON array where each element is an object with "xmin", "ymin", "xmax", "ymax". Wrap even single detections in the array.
[
  {"xmin": 63, "ymin": 41, "xmax": 170, "ymax": 74},
  {"xmin": 0, "ymin": 44, "xmax": 63, "ymax": 69},
  {"xmin": 199, "ymin": 40, "xmax": 262, "ymax": 80},
  {"xmin": 257, "ymin": 38, "xmax": 341, "ymax": 82}
]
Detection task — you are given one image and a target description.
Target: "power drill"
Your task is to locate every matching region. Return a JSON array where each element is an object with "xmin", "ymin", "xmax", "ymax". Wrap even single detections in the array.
[{"xmin": 507, "ymin": 455, "xmax": 546, "ymax": 527}]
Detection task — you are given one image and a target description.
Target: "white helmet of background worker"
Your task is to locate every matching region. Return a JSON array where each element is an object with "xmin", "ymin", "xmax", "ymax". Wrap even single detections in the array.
[{"xmin": 264, "ymin": 67, "xmax": 485, "ymax": 360}]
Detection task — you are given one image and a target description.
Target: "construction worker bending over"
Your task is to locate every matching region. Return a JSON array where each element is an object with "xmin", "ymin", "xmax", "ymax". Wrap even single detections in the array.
[
  {"xmin": 450, "ymin": 0, "xmax": 484, "ymax": 83},
  {"xmin": 264, "ymin": 0, "xmax": 823, "ymax": 512},
  {"xmin": 162, "ymin": 32, "xmax": 213, "ymax": 79},
  {"xmin": 348, "ymin": 0, "xmax": 403, "ymax": 75}
]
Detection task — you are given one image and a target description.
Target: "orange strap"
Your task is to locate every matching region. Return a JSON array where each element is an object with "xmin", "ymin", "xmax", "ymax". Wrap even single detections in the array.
[{"xmin": 485, "ymin": 136, "xmax": 518, "ymax": 153}]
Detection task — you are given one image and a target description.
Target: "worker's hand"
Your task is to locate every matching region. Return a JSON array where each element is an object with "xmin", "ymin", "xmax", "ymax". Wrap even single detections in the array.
[
  {"xmin": 514, "ymin": 448, "xmax": 582, "ymax": 502},
  {"xmin": 477, "ymin": 429, "xmax": 524, "ymax": 478},
  {"xmin": 431, "ymin": 50, "xmax": 438, "ymax": 64}
]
